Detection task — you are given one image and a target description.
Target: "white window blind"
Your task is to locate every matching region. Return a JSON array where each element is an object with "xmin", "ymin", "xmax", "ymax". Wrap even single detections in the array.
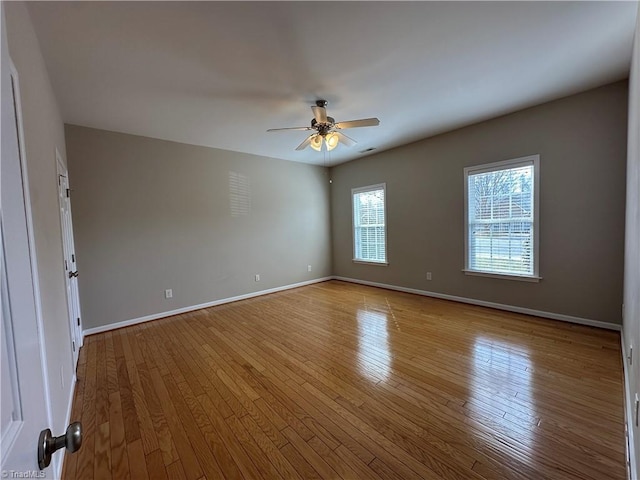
[
  {"xmin": 353, "ymin": 184, "xmax": 387, "ymax": 263},
  {"xmin": 465, "ymin": 156, "xmax": 539, "ymax": 279}
]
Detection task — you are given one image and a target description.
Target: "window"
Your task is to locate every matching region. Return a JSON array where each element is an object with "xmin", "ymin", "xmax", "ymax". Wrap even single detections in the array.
[
  {"xmin": 352, "ymin": 184, "xmax": 387, "ymax": 264},
  {"xmin": 464, "ymin": 155, "xmax": 540, "ymax": 281}
]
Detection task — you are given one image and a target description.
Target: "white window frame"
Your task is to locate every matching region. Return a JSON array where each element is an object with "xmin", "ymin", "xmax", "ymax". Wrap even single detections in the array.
[
  {"xmin": 463, "ymin": 155, "xmax": 541, "ymax": 282},
  {"xmin": 352, "ymin": 183, "xmax": 388, "ymax": 265}
]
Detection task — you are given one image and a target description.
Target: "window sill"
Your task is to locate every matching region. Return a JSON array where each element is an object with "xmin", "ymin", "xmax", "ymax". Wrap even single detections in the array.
[
  {"xmin": 462, "ymin": 269, "xmax": 541, "ymax": 283},
  {"xmin": 353, "ymin": 259, "xmax": 389, "ymax": 266}
]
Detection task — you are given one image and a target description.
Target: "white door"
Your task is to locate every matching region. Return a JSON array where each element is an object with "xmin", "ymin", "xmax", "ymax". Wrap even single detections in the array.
[
  {"xmin": 57, "ymin": 158, "xmax": 83, "ymax": 369},
  {"xmin": 0, "ymin": 4, "xmax": 53, "ymax": 477}
]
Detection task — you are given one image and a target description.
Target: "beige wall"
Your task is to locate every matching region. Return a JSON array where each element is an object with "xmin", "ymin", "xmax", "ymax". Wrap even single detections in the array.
[
  {"xmin": 623, "ymin": 7, "xmax": 640, "ymax": 476},
  {"xmin": 5, "ymin": 0, "xmax": 75, "ymax": 454},
  {"xmin": 64, "ymin": 125, "xmax": 332, "ymax": 330},
  {"xmin": 331, "ymin": 81, "xmax": 628, "ymax": 326}
]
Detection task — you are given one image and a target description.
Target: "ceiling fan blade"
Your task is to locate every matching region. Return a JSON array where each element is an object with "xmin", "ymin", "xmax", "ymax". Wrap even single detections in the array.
[
  {"xmin": 335, "ymin": 131, "xmax": 357, "ymax": 147},
  {"xmin": 267, "ymin": 126, "xmax": 312, "ymax": 132},
  {"xmin": 311, "ymin": 106, "xmax": 328, "ymax": 123},
  {"xmin": 335, "ymin": 118, "xmax": 380, "ymax": 129},
  {"xmin": 295, "ymin": 135, "xmax": 315, "ymax": 151}
]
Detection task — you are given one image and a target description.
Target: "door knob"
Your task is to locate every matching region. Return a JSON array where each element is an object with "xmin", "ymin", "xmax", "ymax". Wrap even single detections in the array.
[
  {"xmin": 38, "ymin": 421, "xmax": 82, "ymax": 470},
  {"xmin": 68, "ymin": 270, "xmax": 78, "ymax": 278}
]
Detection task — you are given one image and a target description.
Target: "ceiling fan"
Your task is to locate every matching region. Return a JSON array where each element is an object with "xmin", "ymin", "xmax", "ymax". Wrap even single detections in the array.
[{"xmin": 267, "ymin": 100, "xmax": 380, "ymax": 152}]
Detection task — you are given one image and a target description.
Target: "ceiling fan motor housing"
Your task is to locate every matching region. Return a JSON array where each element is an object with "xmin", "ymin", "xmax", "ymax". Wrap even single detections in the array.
[{"xmin": 311, "ymin": 117, "xmax": 335, "ymax": 136}]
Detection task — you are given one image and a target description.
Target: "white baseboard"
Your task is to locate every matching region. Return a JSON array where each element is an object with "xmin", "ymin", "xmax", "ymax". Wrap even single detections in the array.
[
  {"xmin": 622, "ymin": 332, "xmax": 638, "ymax": 480},
  {"xmin": 332, "ymin": 276, "xmax": 621, "ymax": 331},
  {"xmin": 83, "ymin": 277, "xmax": 333, "ymax": 336}
]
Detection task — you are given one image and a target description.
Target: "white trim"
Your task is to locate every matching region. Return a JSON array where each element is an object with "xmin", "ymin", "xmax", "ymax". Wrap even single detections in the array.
[
  {"xmin": 8, "ymin": 60, "xmax": 54, "ymax": 434},
  {"xmin": 352, "ymin": 182, "xmax": 387, "ymax": 264},
  {"xmin": 462, "ymin": 269, "xmax": 542, "ymax": 283},
  {"xmin": 332, "ymin": 276, "xmax": 621, "ymax": 331},
  {"xmin": 621, "ymin": 332, "xmax": 638, "ymax": 480},
  {"xmin": 352, "ymin": 260, "xmax": 388, "ymax": 266},
  {"xmin": 83, "ymin": 277, "xmax": 333, "ymax": 336},
  {"xmin": 464, "ymin": 154, "xmax": 540, "ymax": 279}
]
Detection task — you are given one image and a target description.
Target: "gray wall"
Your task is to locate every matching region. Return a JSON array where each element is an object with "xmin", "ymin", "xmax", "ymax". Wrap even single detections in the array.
[
  {"xmin": 5, "ymin": 1, "xmax": 76, "ymax": 459},
  {"xmin": 65, "ymin": 126, "xmax": 332, "ymax": 330},
  {"xmin": 623, "ymin": 8, "xmax": 640, "ymax": 476},
  {"xmin": 331, "ymin": 81, "xmax": 628, "ymax": 326}
]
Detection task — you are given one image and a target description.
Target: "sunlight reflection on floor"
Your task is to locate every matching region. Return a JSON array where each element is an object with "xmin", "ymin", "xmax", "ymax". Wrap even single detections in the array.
[
  {"xmin": 357, "ymin": 308, "xmax": 391, "ymax": 383},
  {"xmin": 471, "ymin": 336, "xmax": 536, "ymax": 447}
]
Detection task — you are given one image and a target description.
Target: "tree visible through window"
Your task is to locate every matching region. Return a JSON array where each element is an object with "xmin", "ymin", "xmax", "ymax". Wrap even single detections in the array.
[
  {"xmin": 353, "ymin": 184, "xmax": 386, "ymax": 263},
  {"xmin": 465, "ymin": 156, "xmax": 539, "ymax": 278}
]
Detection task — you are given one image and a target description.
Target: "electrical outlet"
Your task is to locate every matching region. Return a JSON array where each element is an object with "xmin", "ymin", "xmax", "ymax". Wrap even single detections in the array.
[
  {"xmin": 165, "ymin": 289, "xmax": 173, "ymax": 299},
  {"xmin": 255, "ymin": 274, "xmax": 260, "ymax": 282},
  {"xmin": 308, "ymin": 265, "xmax": 312, "ymax": 272},
  {"xmin": 426, "ymin": 272, "xmax": 432, "ymax": 281}
]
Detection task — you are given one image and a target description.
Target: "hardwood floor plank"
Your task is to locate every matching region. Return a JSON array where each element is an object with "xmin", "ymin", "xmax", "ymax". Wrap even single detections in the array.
[
  {"xmin": 281, "ymin": 428, "xmax": 339, "ymax": 479},
  {"xmin": 165, "ymin": 460, "xmax": 187, "ymax": 480},
  {"xmin": 126, "ymin": 439, "xmax": 148, "ymax": 480},
  {"xmin": 301, "ymin": 381, "xmax": 449, "ymax": 479},
  {"xmin": 113, "ymin": 337, "xmax": 141, "ymax": 446},
  {"xmin": 148, "ymin": 368, "xmax": 204, "ymax": 480},
  {"xmin": 279, "ymin": 442, "xmax": 322, "ymax": 480},
  {"xmin": 145, "ymin": 449, "xmax": 168, "ymax": 480},
  {"xmin": 105, "ymin": 332, "xmax": 119, "ymax": 395},
  {"xmin": 108, "ymin": 392, "xmax": 130, "ymax": 480},
  {"xmin": 171, "ymin": 377, "xmax": 243, "ymax": 480},
  {"xmin": 120, "ymin": 333, "xmax": 159, "ymax": 455},
  {"xmin": 95, "ymin": 335, "xmax": 109, "ymax": 426},
  {"xmin": 252, "ymin": 362, "xmax": 376, "ymax": 465},
  {"xmin": 225, "ymin": 414, "xmax": 285, "ymax": 480},
  {"xmin": 238, "ymin": 414, "xmax": 304, "ymax": 480},
  {"xmin": 93, "ymin": 421, "xmax": 111, "ymax": 480},
  {"xmin": 197, "ymin": 394, "xmax": 266, "ymax": 480},
  {"xmin": 137, "ymin": 361, "xmax": 179, "ymax": 466},
  {"xmin": 333, "ymin": 444, "xmax": 385, "ymax": 480}
]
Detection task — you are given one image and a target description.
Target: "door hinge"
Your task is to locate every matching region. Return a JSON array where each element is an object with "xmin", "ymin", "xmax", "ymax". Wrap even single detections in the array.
[
  {"xmin": 72, "ymin": 253, "xmax": 75, "ymax": 262},
  {"xmin": 72, "ymin": 341, "xmax": 76, "ymax": 352},
  {"xmin": 77, "ymin": 318, "xmax": 80, "ymax": 326},
  {"xmin": 65, "ymin": 260, "xmax": 68, "ymax": 271},
  {"xmin": 66, "ymin": 188, "xmax": 70, "ymax": 198}
]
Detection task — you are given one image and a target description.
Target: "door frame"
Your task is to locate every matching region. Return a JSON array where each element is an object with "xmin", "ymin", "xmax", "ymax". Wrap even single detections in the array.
[{"xmin": 56, "ymin": 152, "xmax": 84, "ymax": 369}]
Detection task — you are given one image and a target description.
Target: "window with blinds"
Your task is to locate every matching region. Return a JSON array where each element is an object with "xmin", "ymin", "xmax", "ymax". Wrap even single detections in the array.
[
  {"xmin": 352, "ymin": 184, "xmax": 387, "ymax": 264},
  {"xmin": 464, "ymin": 155, "xmax": 540, "ymax": 280}
]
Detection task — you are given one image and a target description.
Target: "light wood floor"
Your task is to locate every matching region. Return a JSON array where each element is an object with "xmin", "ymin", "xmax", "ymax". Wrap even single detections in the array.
[{"xmin": 62, "ymin": 280, "xmax": 627, "ymax": 480}]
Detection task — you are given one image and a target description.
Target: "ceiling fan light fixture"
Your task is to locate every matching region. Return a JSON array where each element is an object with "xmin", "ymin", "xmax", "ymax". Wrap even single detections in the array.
[
  {"xmin": 325, "ymin": 132, "xmax": 339, "ymax": 151},
  {"xmin": 310, "ymin": 134, "xmax": 323, "ymax": 151},
  {"xmin": 267, "ymin": 101, "xmax": 380, "ymax": 152}
]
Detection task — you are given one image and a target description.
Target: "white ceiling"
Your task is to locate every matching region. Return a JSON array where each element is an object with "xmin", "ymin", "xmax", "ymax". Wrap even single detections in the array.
[{"xmin": 27, "ymin": 1, "xmax": 638, "ymax": 166}]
